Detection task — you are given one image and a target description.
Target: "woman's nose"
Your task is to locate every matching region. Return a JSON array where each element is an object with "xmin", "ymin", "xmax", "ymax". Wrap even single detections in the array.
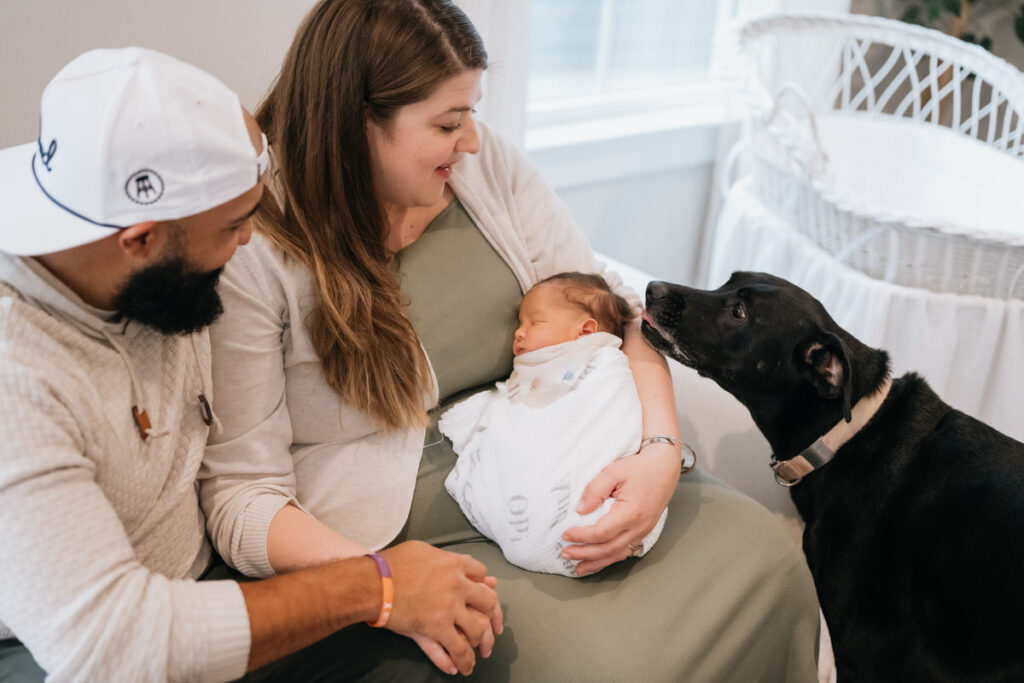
[{"xmin": 458, "ymin": 114, "xmax": 480, "ymax": 155}]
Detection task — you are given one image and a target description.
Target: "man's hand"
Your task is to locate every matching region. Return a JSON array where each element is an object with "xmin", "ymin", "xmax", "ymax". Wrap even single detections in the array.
[{"xmin": 381, "ymin": 541, "xmax": 503, "ymax": 676}]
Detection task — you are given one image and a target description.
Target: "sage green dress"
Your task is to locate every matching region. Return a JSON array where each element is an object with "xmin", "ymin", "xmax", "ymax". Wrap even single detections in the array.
[{"xmin": 395, "ymin": 200, "xmax": 820, "ymax": 682}]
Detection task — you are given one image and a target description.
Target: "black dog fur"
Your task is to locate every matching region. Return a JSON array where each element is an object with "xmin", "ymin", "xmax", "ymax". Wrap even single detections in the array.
[{"xmin": 643, "ymin": 272, "xmax": 1024, "ymax": 682}]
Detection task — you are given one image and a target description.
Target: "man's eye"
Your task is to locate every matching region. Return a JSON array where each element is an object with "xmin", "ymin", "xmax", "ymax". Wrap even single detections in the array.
[{"xmin": 731, "ymin": 303, "xmax": 746, "ymax": 320}]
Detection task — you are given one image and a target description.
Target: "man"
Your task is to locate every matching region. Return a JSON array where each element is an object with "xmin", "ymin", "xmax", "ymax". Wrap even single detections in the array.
[{"xmin": 0, "ymin": 48, "xmax": 500, "ymax": 682}]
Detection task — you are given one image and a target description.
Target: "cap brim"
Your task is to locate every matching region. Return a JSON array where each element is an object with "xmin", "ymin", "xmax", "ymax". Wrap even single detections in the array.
[{"xmin": 0, "ymin": 143, "xmax": 120, "ymax": 256}]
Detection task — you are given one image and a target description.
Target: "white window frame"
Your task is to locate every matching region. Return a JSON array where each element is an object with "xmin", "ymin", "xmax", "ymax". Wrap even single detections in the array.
[
  {"xmin": 525, "ymin": 0, "xmax": 736, "ymax": 131},
  {"xmin": 459, "ymin": 0, "xmax": 849, "ymax": 188}
]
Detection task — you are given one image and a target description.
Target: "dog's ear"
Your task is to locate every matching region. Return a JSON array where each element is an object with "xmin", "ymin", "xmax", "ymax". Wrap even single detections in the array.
[{"xmin": 798, "ymin": 331, "xmax": 853, "ymax": 422}]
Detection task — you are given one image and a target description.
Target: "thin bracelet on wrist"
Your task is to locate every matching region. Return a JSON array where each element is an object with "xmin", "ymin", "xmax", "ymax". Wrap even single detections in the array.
[
  {"xmin": 638, "ymin": 435, "xmax": 697, "ymax": 474},
  {"xmin": 364, "ymin": 553, "xmax": 394, "ymax": 627}
]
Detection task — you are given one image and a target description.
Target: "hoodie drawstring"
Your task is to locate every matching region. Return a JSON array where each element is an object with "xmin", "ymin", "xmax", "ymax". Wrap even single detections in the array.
[
  {"xmin": 190, "ymin": 334, "xmax": 222, "ymax": 435},
  {"xmin": 97, "ymin": 326, "xmax": 171, "ymax": 441}
]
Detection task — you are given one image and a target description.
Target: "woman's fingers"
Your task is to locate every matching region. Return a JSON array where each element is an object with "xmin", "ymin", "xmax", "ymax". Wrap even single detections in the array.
[
  {"xmin": 488, "ymin": 591, "xmax": 504, "ymax": 636},
  {"xmin": 437, "ymin": 627, "xmax": 476, "ymax": 676},
  {"xmin": 562, "ymin": 497, "xmax": 639, "ymax": 545},
  {"xmin": 409, "ymin": 633, "xmax": 457, "ymax": 675},
  {"xmin": 562, "ymin": 447, "xmax": 677, "ymax": 574},
  {"xmin": 561, "ymin": 496, "xmax": 654, "ymax": 574},
  {"xmin": 573, "ymin": 467, "xmax": 617, "ymax": 516}
]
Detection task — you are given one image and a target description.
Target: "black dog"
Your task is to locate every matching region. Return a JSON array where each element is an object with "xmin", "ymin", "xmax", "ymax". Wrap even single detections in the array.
[{"xmin": 643, "ymin": 272, "xmax": 1024, "ymax": 682}]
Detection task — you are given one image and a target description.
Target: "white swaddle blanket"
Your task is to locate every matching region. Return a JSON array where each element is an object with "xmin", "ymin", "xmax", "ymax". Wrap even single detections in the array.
[{"xmin": 440, "ymin": 332, "xmax": 667, "ymax": 576}]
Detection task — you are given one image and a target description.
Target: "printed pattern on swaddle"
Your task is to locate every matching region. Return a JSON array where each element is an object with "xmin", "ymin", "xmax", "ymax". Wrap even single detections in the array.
[{"xmin": 440, "ymin": 332, "xmax": 667, "ymax": 577}]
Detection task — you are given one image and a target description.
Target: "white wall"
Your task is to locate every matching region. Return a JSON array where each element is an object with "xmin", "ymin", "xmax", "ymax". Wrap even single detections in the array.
[
  {"xmin": 0, "ymin": 1, "xmax": 317, "ymax": 147},
  {"xmin": 557, "ymin": 166, "xmax": 714, "ymax": 285}
]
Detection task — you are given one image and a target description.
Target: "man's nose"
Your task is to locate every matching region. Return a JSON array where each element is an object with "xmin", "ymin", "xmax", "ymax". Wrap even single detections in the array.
[{"xmin": 237, "ymin": 221, "xmax": 253, "ymax": 246}]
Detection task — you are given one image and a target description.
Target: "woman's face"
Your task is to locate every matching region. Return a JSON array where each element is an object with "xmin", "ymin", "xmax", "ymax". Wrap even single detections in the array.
[{"xmin": 366, "ymin": 69, "xmax": 483, "ymax": 209}]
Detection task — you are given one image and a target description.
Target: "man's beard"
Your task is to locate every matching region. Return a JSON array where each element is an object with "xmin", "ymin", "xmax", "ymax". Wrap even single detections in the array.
[{"xmin": 112, "ymin": 257, "xmax": 224, "ymax": 335}]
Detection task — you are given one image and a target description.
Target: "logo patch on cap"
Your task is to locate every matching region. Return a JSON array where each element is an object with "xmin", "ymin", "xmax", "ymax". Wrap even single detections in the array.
[{"xmin": 125, "ymin": 169, "xmax": 164, "ymax": 205}]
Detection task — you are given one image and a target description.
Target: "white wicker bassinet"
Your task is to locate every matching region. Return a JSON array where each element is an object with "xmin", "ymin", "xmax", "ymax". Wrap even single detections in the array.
[{"xmin": 717, "ymin": 12, "xmax": 1024, "ymax": 299}]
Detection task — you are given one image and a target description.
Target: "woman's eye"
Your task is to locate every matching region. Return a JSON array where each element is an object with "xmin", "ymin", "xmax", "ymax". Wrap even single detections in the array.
[{"xmin": 731, "ymin": 303, "xmax": 746, "ymax": 320}]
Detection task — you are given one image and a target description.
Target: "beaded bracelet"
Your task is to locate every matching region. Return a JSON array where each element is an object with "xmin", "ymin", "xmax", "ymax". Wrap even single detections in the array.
[
  {"xmin": 364, "ymin": 553, "xmax": 394, "ymax": 628},
  {"xmin": 639, "ymin": 435, "xmax": 697, "ymax": 474}
]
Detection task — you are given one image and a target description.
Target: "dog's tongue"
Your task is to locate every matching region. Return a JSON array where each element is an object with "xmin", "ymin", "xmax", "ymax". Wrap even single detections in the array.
[{"xmin": 641, "ymin": 310, "xmax": 655, "ymax": 325}]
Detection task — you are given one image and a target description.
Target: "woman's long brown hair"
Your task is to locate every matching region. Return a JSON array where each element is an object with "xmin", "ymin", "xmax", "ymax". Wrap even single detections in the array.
[{"xmin": 256, "ymin": 0, "xmax": 487, "ymax": 430}]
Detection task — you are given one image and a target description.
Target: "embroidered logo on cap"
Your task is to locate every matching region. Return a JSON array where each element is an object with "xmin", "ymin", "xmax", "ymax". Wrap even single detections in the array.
[
  {"xmin": 38, "ymin": 139, "xmax": 57, "ymax": 172},
  {"xmin": 125, "ymin": 169, "xmax": 164, "ymax": 205}
]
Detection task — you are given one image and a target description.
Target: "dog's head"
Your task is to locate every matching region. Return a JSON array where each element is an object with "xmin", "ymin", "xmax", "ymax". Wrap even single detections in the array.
[{"xmin": 642, "ymin": 272, "xmax": 887, "ymax": 444}]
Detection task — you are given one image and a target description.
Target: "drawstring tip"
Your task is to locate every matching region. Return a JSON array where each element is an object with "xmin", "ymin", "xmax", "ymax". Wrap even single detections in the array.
[
  {"xmin": 198, "ymin": 394, "xmax": 214, "ymax": 427},
  {"xmin": 132, "ymin": 406, "xmax": 152, "ymax": 441}
]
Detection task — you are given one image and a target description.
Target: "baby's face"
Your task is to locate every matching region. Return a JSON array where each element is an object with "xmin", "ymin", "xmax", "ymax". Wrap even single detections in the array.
[{"xmin": 513, "ymin": 284, "xmax": 591, "ymax": 356}]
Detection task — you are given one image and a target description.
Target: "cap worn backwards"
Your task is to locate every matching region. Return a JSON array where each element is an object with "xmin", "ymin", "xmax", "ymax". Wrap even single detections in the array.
[{"xmin": 0, "ymin": 47, "xmax": 266, "ymax": 256}]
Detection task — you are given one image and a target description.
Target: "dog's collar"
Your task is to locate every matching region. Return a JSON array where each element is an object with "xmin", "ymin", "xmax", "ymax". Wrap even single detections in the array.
[{"xmin": 770, "ymin": 378, "xmax": 892, "ymax": 487}]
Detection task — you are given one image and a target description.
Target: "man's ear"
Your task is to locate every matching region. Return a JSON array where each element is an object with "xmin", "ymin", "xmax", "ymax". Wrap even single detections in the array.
[
  {"xmin": 578, "ymin": 318, "xmax": 598, "ymax": 337},
  {"xmin": 797, "ymin": 330, "xmax": 853, "ymax": 422},
  {"xmin": 117, "ymin": 221, "xmax": 161, "ymax": 259}
]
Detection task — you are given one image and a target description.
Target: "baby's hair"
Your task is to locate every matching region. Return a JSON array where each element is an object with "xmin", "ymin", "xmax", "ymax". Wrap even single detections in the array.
[{"xmin": 535, "ymin": 272, "xmax": 634, "ymax": 338}]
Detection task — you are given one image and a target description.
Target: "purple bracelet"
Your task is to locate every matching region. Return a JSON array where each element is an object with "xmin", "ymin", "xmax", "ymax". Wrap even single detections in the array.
[
  {"xmin": 364, "ymin": 553, "xmax": 394, "ymax": 627},
  {"xmin": 365, "ymin": 552, "xmax": 392, "ymax": 578}
]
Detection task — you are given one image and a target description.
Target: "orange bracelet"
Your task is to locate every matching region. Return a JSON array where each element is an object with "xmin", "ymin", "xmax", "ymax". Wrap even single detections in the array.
[{"xmin": 364, "ymin": 553, "xmax": 394, "ymax": 628}]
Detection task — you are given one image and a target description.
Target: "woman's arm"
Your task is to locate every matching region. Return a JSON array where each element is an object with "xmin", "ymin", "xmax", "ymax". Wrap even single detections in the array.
[
  {"xmin": 560, "ymin": 318, "xmax": 682, "ymax": 574},
  {"xmin": 266, "ymin": 503, "xmax": 368, "ymax": 571},
  {"xmin": 203, "ymin": 244, "xmax": 499, "ymax": 673},
  {"xmin": 460, "ymin": 125, "xmax": 684, "ymax": 573},
  {"xmin": 464, "ymin": 125, "xmax": 682, "ymax": 574},
  {"xmin": 201, "ymin": 243, "xmax": 363, "ymax": 577}
]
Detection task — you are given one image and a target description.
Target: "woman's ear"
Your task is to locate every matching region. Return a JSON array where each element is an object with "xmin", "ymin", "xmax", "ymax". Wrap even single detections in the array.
[{"xmin": 117, "ymin": 221, "xmax": 161, "ymax": 260}]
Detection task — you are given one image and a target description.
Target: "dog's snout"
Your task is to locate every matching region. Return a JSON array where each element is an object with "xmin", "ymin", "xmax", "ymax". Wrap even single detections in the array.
[{"xmin": 646, "ymin": 281, "xmax": 671, "ymax": 302}]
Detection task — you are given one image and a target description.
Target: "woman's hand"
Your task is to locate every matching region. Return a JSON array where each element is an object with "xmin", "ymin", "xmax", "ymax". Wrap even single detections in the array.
[{"xmin": 560, "ymin": 442, "xmax": 679, "ymax": 575}]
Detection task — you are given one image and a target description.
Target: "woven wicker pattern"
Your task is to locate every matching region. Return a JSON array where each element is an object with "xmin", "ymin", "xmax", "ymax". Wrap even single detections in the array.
[{"xmin": 718, "ymin": 12, "xmax": 1024, "ymax": 299}]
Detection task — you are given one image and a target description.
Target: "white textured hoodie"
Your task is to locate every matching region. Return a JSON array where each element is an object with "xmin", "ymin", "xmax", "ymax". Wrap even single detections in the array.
[{"xmin": 0, "ymin": 252, "xmax": 249, "ymax": 682}]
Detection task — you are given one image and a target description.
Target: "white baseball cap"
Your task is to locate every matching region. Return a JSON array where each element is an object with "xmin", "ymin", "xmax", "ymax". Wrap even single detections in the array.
[{"xmin": 0, "ymin": 47, "xmax": 268, "ymax": 256}]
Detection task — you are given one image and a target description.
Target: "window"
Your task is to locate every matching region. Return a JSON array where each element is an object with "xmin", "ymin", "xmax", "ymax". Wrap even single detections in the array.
[
  {"xmin": 527, "ymin": 0, "xmax": 730, "ymax": 130},
  {"xmin": 529, "ymin": 0, "xmax": 719, "ymax": 104}
]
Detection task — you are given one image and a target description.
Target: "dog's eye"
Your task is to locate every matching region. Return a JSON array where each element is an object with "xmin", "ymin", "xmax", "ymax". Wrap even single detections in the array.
[{"xmin": 731, "ymin": 303, "xmax": 746, "ymax": 320}]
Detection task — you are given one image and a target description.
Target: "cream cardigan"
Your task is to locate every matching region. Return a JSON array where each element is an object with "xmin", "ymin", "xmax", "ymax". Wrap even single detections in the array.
[{"xmin": 202, "ymin": 122, "xmax": 640, "ymax": 578}]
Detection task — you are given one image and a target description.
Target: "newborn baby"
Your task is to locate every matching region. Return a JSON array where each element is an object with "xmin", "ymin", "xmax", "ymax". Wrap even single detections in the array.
[{"xmin": 441, "ymin": 272, "xmax": 667, "ymax": 576}]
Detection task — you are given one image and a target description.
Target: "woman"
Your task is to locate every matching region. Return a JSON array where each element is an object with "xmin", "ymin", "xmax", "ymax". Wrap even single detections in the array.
[{"xmin": 202, "ymin": 0, "xmax": 820, "ymax": 679}]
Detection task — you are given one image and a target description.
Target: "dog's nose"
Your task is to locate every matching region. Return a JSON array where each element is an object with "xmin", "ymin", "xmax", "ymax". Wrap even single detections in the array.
[{"xmin": 646, "ymin": 281, "xmax": 670, "ymax": 302}]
